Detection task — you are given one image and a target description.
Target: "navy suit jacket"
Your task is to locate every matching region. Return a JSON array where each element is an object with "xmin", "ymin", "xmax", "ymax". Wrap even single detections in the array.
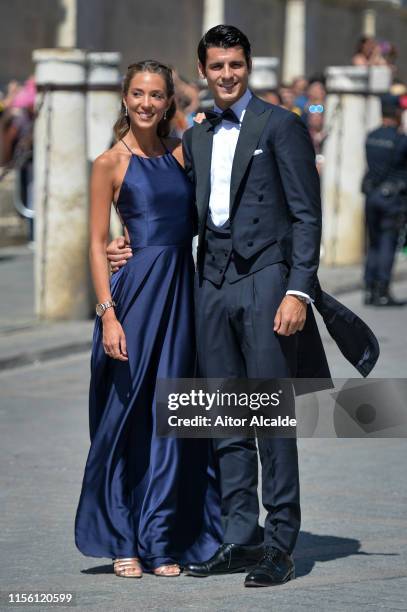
[
  {"xmin": 182, "ymin": 95, "xmax": 379, "ymax": 378},
  {"xmin": 183, "ymin": 95, "xmax": 321, "ymax": 299}
]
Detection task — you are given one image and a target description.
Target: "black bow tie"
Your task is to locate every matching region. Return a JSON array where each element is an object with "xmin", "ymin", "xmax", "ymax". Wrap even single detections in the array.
[{"xmin": 205, "ymin": 108, "xmax": 240, "ymax": 128}]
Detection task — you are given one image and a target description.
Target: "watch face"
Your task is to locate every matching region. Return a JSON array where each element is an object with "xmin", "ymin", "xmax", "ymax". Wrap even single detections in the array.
[{"xmin": 96, "ymin": 304, "xmax": 105, "ymax": 317}]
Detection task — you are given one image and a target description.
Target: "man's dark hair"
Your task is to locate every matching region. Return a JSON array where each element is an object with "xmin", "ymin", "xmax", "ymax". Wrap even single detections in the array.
[{"xmin": 197, "ymin": 25, "xmax": 251, "ymax": 67}]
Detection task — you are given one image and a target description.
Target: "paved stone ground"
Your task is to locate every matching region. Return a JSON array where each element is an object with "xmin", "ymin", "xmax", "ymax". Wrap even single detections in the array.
[
  {"xmin": 1, "ymin": 246, "xmax": 407, "ymax": 611},
  {"xmin": 1, "ymin": 245, "xmax": 407, "ymax": 368}
]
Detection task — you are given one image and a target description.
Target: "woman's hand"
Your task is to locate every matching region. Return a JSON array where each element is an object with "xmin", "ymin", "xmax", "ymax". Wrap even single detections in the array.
[{"xmin": 102, "ymin": 311, "xmax": 128, "ymax": 361}]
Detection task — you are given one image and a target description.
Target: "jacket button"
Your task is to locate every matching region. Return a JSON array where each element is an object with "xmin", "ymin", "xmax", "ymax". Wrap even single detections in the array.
[
  {"xmin": 248, "ymin": 241, "xmax": 253, "ymax": 247},
  {"xmin": 253, "ymin": 218, "xmax": 259, "ymax": 224},
  {"xmin": 212, "ymin": 255, "xmax": 216, "ymax": 261},
  {"xmin": 258, "ymin": 194, "xmax": 264, "ymax": 201},
  {"xmin": 219, "ymin": 269, "xmax": 223, "ymax": 274}
]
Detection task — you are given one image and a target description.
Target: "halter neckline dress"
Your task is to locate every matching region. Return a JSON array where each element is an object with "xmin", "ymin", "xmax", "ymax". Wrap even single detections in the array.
[{"xmin": 75, "ymin": 140, "xmax": 222, "ymax": 569}]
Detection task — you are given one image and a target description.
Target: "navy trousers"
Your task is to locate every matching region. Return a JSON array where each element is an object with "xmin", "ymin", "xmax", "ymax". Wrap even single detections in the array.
[
  {"xmin": 364, "ymin": 194, "xmax": 402, "ymax": 285},
  {"xmin": 195, "ymin": 262, "xmax": 301, "ymax": 554}
]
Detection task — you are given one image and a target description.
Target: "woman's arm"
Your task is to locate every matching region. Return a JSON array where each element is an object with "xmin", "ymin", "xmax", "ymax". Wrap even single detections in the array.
[{"xmin": 89, "ymin": 154, "xmax": 128, "ymax": 361}]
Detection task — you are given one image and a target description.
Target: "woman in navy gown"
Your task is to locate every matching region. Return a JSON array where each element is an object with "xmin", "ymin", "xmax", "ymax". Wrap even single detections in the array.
[{"xmin": 75, "ymin": 61, "xmax": 222, "ymax": 578}]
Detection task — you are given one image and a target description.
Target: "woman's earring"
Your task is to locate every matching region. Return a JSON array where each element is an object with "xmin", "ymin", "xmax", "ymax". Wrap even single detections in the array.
[
  {"xmin": 163, "ymin": 110, "xmax": 167, "ymax": 120},
  {"xmin": 125, "ymin": 106, "xmax": 128, "ymax": 117}
]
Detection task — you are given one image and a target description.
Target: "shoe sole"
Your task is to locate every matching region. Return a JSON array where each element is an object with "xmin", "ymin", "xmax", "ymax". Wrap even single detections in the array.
[
  {"xmin": 184, "ymin": 565, "xmax": 258, "ymax": 578},
  {"xmin": 244, "ymin": 569, "xmax": 295, "ymax": 588}
]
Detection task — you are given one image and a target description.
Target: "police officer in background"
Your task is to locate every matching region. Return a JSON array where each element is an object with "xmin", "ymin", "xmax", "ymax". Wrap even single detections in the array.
[{"xmin": 362, "ymin": 95, "xmax": 407, "ymax": 306}]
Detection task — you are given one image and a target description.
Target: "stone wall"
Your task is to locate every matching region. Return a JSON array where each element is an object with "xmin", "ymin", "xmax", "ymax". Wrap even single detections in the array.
[
  {"xmin": 0, "ymin": 0, "xmax": 63, "ymax": 87},
  {"xmin": 224, "ymin": 0, "xmax": 286, "ymax": 78},
  {"xmin": 307, "ymin": 0, "xmax": 407, "ymax": 82},
  {"xmin": 307, "ymin": 0, "xmax": 363, "ymax": 78},
  {"xmin": 76, "ymin": 0, "xmax": 204, "ymax": 79},
  {"xmin": 376, "ymin": 2, "xmax": 407, "ymax": 83},
  {"xmin": 0, "ymin": 0, "xmax": 406, "ymax": 87}
]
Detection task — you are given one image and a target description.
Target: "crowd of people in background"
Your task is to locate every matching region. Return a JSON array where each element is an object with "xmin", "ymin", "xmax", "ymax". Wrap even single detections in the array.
[
  {"xmin": 1, "ymin": 34, "xmax": 405, "ymax": 177},
  {"xmin": 0, "ymin": 34, "xmax": 406, "ymax": 251},
  {"xmin": 0, "ymin": 76, "xmax": 35, "ymax": 239},
  {"xmin": 352, "ymin": 35, "xmax": 398, "ymax": 73},
  {"xmin": 0, "ymin": 76, "xmax": 35, "ymax": 166}
]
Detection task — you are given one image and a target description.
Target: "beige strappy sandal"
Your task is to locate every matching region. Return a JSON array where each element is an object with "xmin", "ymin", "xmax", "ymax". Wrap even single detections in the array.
[
  {"xmin": 113, "ymin": 557, "xmax": 143, "ymax": 578},
  {"xmin": 153, "ymin": 563, "xmax": 181, "ymax": 577}
]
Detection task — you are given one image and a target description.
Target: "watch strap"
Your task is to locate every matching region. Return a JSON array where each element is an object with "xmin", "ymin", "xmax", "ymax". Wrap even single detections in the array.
[{"xmin": 96, "ymin": 300, "xmax": 116, "ymax": 316}]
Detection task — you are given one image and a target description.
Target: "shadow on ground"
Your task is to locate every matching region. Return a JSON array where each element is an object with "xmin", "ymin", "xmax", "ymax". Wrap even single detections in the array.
[
  {"xmin": 294, "ymin": 531, "xmax": 398, "ymax": 578},
  {"xmin": 79, "ymin": 530, "xmax": 396, "ymax": 578},
  {"xmin": 81, "ymin": 564, "xmax": 114, "ymax": 575}
]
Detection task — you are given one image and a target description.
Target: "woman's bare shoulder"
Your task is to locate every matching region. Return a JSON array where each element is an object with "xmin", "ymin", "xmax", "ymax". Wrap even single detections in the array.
[{"xmin": 93, "ymin": 143, "xmax": 129, "ymax": 171}]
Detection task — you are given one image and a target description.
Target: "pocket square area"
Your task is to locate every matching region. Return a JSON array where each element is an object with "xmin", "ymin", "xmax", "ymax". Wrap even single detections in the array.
[{"xmin": 253, "ymin": 149, "xmax": 263, "ymax": 156}]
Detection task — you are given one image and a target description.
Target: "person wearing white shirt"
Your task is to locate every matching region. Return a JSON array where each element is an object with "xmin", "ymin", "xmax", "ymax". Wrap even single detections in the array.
[
  {"xmin": 182, "ymin": 24, "xmax": 326, "ymax": 587},
  {"xmin": 106, "ymin": 24, "xmax": 379, "ymax": 590}
]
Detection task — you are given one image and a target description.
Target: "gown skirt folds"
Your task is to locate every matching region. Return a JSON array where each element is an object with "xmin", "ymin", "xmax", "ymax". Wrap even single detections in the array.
[{"xmin": 75, "ymin": 151, "xmax": 222, "ymax": 569}]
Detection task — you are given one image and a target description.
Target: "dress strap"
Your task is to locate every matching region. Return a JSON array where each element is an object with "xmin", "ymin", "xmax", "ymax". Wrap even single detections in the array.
[{"xmin": 120, "ymin": 139, "xmax": 133, "ymax": 154}]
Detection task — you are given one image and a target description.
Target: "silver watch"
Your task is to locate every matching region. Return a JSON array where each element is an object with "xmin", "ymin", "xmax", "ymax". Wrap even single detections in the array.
[{"xmin": 96, "ymin": 300, "xmax": 116, "ymax": 317}]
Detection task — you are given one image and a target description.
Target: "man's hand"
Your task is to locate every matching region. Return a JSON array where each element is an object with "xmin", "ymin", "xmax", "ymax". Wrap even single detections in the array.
[
  {"xmin": 106, "ymin": 236, "xmax": 133, "ymax": 273},
  {"xmin": 274, "ymin": 295, "xmax": 307, "ymax": 336},
  {"xmin": 193, "ymin": 112, "xmax": 206, "ymax": 124}
]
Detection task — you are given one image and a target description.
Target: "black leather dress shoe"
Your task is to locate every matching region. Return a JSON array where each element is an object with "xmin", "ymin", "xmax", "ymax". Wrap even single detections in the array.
[
  {"xmin": 244, "ymin": 546, "xmax": 295, "ymax": 587},
  {"xmin": 373, "ymin": 283, "xmax": 406, "ymax": 307},
  {"xmin": 184, "ymin": 543, "xmax": 264, "ymax": 577},
  {"xmin": 373, "ymin": 292, "xmax": 406, "ymax": 307}
]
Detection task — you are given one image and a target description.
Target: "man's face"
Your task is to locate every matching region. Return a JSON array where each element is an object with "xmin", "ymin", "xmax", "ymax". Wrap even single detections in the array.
[{"xmin": 198, "ymin": 46, "xmax": 251, "ymax": 110}]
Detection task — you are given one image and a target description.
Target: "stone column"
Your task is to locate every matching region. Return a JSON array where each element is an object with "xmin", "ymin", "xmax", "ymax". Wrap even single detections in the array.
[
  {"xmin": 282, "ymin": 0, "xmax": 306, "ymax": 84},
  {"xmin": 33, "ymin": 49, "xmax": 89, "ymax": 319},
  {"xmin": 362, "ymin": 8, "xmax": 376, "ymax": 36},
  {"xmin": 321, "ymin": 66, "xmax": 391, "ymax": 265},
  {"xmin": 87, "ymin": 52, "xmax": 122, "ymax": 238},
  {"xmin": 56, "ymin": 0, "xmax": 77, "ymax": 47},
  {"xmin": 86, "ymin": 52, "xmax": 121, "ymax": 161},
  {"xmin": 249, "ymin": 57, "xmax": 279, "ymax": 91},
  {"xmin": 202, "ymin": 0, "xmax": 224, "ymax": 32}
]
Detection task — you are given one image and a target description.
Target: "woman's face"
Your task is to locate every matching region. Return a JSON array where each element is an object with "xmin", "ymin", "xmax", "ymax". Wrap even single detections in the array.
[{"xmin": 124, "ymin": 72, "xmax": 170, "ymax": 132}]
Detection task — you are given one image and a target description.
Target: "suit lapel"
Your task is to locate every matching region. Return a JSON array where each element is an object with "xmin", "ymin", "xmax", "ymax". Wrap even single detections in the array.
[
  {"xmin": 229, "ymin": 96, "xmax": 273, "ymax": 215},
  {"xmin": 191, "ymin": 122, "xmax": 213, "ymax": 224},
  {"xmin": 191, "ymin": 95, "xmax": 272, "ymax": 226}
]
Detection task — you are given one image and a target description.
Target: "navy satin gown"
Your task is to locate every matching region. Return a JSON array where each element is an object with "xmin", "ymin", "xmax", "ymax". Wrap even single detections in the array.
[{"xmin": 75, "ymin": 146, "xmax": 222, "ymax": 569}]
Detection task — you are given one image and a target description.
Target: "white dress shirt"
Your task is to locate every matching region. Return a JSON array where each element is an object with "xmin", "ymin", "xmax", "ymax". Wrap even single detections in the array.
[
  {"xmin": 208, "ymin": 89, "xmax": 311, "ymax": 303},
  {"xmin": 209, "ymin": 88, "xmax": 252, "ymax": 226}
]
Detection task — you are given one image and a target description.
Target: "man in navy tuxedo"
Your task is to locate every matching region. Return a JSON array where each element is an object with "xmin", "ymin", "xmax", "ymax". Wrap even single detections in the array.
[
  {"xmin": 107, "ymin": 25, "xmax": 379, "ymax": 587},
  {"xmin": 180, "ymin": 25, "xmax": 324, "ymax": 586}
]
